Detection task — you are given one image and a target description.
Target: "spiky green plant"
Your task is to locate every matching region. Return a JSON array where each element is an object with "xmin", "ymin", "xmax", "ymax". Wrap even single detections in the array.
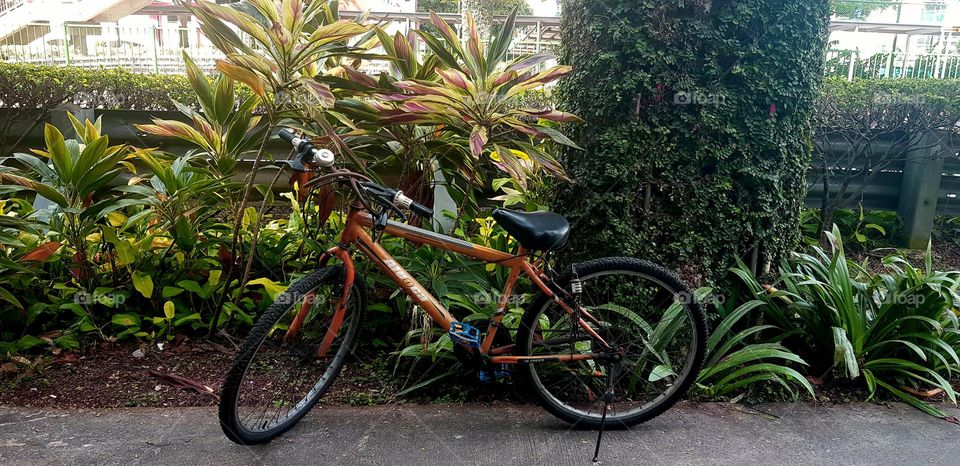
[
  {"xmin": 734, "ymin": 225, "xmax": 960, "ymax": 417},
  {"xmin": 695, "ymin": 289, "xmax": 814, "ymax": 399}
]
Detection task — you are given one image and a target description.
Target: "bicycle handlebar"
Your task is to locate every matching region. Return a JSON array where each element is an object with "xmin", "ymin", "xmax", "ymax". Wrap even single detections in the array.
[
  {"xmin": 280, "ymin": 128, "xmax": 433, "ymax": 218},
  {"xmin": 359, "ymin": 181, "xmax": 434, "ymax": 218},
  {"xmin": 278, "ymin": 129, "xmax": 335, "ymax": 168}
]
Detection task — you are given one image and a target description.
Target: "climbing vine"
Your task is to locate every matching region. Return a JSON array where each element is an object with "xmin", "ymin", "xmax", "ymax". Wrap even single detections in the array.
[{"xmin": 554, "ymin": 0, "xmax": 831, "ymax": 285}]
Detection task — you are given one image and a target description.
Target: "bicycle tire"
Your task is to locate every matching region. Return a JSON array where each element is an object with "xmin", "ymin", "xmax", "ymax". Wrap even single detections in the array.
[
  {"xmin": 219, "ymin": 265, "xmax": 365, "ymax": 444},
  {"xmin": 516, "ymin": 257, "xmax": 708, "ymax": 429}
]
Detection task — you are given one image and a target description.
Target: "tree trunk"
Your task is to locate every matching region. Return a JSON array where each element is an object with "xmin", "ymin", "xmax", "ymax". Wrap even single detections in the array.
[{"xmin": 461, "ymin": 0, "xmax": 493, "ymax": 39}]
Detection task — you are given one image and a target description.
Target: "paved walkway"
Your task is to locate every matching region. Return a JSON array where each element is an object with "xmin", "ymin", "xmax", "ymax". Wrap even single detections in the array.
[{"xmin": 1, "ymin": 402, "xmax": 958, "ymax": 465}]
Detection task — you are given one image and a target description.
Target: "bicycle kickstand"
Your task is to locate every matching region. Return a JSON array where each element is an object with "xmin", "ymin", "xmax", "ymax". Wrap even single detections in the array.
[{"xmin": 592, "ymin": 358, "xmax": 620, "ymax": 463}]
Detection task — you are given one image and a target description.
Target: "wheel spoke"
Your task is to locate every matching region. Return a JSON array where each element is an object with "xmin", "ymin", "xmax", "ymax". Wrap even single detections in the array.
[
  {"xmin": 221, "ymin": 267, "xmax": 364, "ymax": 442},
  {"xmin": 523, "ymin": 265, "xmax": 704, "ymax": 425}
]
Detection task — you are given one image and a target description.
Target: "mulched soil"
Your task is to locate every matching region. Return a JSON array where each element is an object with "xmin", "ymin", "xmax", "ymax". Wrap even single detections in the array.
[
  {"xmin": 0, "ymin": 339, "xmax": 451, "ymax": 409},
  {"xmin": 1, "ymin": 336, "xmax": 954, "ymax": 410},
  {"xmin": 849, "ymin": 240, "xmax": 960, "ymax": 275},
  {"xmin": 932, "ymin": 241, "xmax": 960, "ymax": 271},
  {"xmin": 0, "ymin": 339, "xmax": 233, "ymax": 409}
]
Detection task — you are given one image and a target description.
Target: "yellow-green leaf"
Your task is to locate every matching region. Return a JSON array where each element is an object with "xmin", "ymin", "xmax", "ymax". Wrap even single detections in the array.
[
  {"xmin": 132, "ymin": 271, "xmax": 154, "ymax": 299},
  {"xmin": 216, "ymin": 60, "xmax": 267, "ymax": 98},
  {"xmin": 208, "ymin": 270, "xmax": 222, "ymax": 286},
  {"xmin": 164, "ymin": 301, "xmax": 176, "ymax": 320},
  {"xmin": 247, "ymin": 277, "xmax": 288, "ymax": 300}
]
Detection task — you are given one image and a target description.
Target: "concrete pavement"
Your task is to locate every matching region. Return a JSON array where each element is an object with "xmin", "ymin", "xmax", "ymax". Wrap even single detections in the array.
[{"xmin": 1, "ymin": 402, "xmax": 958, "ymax": 465}]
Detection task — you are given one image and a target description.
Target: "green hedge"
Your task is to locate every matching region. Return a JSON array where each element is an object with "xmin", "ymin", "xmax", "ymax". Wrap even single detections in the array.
[
  {"xmin": 819, "ymin": 77, "xmax": 960, "ymax": 111},
  {"xmin": 0, "ymin": 63, "xmax": 236, "ymax": 111},
  {"xmin": 554, "ymin": 0, "xmax": 831, "ymax": 285}
]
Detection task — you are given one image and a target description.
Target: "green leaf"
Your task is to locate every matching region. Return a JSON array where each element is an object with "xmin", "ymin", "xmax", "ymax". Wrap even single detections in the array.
[
  {"xmin": 874, "ymin": 378, "xmax": 948, "ymax": 418},
  {"xmin": 865, "ymin": 223, "xmax": 886, "ymax": 235},
  {"xmin": 648, "ymin": 364, "xmax": 677, "ymax": 382},
  {"xmin": 112, "ymin": 313, "xmax": 141, "ymax": 328},
  {"xmin": 54, "ymin": 334, "xmax": 80, "ymax": 350},
  {"xmin": 208, "ymin": 270, "xmax": 222, "ymax": 286},
  {"xmin": 832, "ymin": 327, "xmax": 860, "ymax": 378},
  {"xmin": 164, "ymin": 301, "xmax": 176, "ymax": 320},
  {"xmin": 0, "ymin": 286, "xmax": 22, "ymax": 309},
  {"xmin": 15, "ymin": 335, "xmax": 46, "ymax": 351},
  {"xmin": 395, "ymin": 364, "xmax": 462, "ymax": 396},
  {"xmin": 177, "ymin": 280, "xmax": 204, "ymax": 295},
  {"xmin": 536, "ymin": 125, "xmax": 582, "ymax": 149},
  {"xmin": 174, "ymin": 216, "xmax": 197, "ymax": 252},
  {"xmin": 44, "ymin": 123, "xmax": 73, "ymax": 179},
  {"xmin": 162, "ymin": 286, "xmax": 185, "ymax": 298},
  {"xmin": 132, "ymin": 271, "xmax": 154, "ymax": 299},
  {"xmin": 174, "ymin": 313, "xmax": 202, "ymax": 326}
]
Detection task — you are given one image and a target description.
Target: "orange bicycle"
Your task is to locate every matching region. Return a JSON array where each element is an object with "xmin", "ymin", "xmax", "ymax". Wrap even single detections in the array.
[{"xmin": 219, "ymin": 130, "xmax": 708, "ymax": 450}]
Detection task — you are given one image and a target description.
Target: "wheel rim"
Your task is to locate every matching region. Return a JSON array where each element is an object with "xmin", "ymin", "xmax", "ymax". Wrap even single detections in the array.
[
  {"xmin": 526, "ymin": 269, "xmax": 700, "ymax": 423},
  {"xmin": 233, "ymin": 277, "xmax": 359, "ymax": 435}
]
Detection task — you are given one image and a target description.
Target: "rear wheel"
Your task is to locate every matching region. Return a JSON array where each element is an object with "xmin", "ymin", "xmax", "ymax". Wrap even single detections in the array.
[
  {"xmin": 517, "ymin": 257, "xmax": 707, "ymax": 428},
  {"xmin": 219, "ymin": 265, "xmax": 365, "ymax": 444}
]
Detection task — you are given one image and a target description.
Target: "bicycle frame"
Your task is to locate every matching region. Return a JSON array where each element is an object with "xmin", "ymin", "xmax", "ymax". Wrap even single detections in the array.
[{"xmin": 296, "ymin": 205, "xmax": 610, "ymax": 365}]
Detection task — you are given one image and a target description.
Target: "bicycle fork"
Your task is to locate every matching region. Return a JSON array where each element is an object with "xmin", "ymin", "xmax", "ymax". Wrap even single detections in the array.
[{"xmin": 284, "ymin": 246, "xmax": 355, "ymax": 358}]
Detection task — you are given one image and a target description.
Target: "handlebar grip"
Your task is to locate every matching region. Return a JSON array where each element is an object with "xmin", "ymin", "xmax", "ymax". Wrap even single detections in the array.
[
  {"xmin": 410, "ymin": 201, "xmax": 434, "ymax": 218},
  {"xmin": 278, "ymin": 129, "xmax": 296, "ymax": 144},
  {"xmin": 390, "ymin": 189, "xmax": 434, "ymax": 217}
]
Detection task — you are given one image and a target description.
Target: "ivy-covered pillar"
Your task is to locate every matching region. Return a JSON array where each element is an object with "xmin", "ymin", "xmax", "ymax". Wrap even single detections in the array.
[{"xmin": 554, "ymin": 0, "xmax": 830, "ymax": 285}]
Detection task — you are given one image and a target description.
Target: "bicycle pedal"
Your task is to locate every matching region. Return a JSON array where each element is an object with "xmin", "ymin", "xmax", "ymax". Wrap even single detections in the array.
[
  {"xmin": 479, "ymin": 369, "xmax": 494, "ymax": 384},
  {"xmin": 479, "ymin": 365, "xmax": 511, "ymax": 384},
  {"xmin": 449, "ymin": 321, "xmax": 481, "ymax": 349}
]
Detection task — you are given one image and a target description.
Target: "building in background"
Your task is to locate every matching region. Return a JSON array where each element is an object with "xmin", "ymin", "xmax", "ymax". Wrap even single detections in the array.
[
  {"xmin": 0, "ymin": 0, "xmax": 958, "ymax": 80},
  {"xmin": 831, "ymin": 0, "xmax": 960, "ymax": 55},
  {"xmin": 340, "ymin": 0, "xmax": 414, "ymax": 12}
]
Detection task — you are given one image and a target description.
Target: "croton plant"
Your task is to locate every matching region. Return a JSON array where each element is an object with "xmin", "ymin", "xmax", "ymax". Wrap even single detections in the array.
[{"xmin": 171, "ymin": 0, "xmax": 579, "ymax": 191}]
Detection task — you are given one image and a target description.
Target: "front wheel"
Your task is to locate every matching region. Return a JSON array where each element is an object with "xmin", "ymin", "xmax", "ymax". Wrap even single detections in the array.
[
  {"xmin": 516, "ymin": 257, "xmax": 707, "ymax": 429},
  {"xmin": 219, "ymin": 265, "xmax": 365, "ymax": 445}
]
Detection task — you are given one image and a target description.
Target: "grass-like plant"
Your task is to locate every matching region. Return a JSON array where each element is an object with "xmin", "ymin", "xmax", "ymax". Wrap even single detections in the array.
[
  {"xmin": 695, "ymin": 289, "xmax": 814, "ymax": 399},
  {"xmin": 734, "ymin": 225, "xmax": 960, "ymax": 417}
]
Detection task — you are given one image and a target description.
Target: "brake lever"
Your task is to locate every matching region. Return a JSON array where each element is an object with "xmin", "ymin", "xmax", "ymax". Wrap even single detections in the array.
[
  {"xmin": 273, "ymin": 159, "xmax": 308, "ymax": 172},
  {"xmin": 364, "ymin": 186, "xmax": 407, "ymax": 223},
  {"xmin": 373, "ymin": 209, "xmax": 389, "ymax": 230}
]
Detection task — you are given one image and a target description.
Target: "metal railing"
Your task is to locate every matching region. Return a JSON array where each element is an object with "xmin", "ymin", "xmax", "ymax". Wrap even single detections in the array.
[
  {"xmin": 0, "ymin": 22, "xmax": 224, "ymax": 74},
  {"xmin": 0, "ymin": 18, "xmax": 560, "ymax": 74},
  {"xmin": 826, "ymin": 48, "xmax": 960, "ymax": 80}
]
